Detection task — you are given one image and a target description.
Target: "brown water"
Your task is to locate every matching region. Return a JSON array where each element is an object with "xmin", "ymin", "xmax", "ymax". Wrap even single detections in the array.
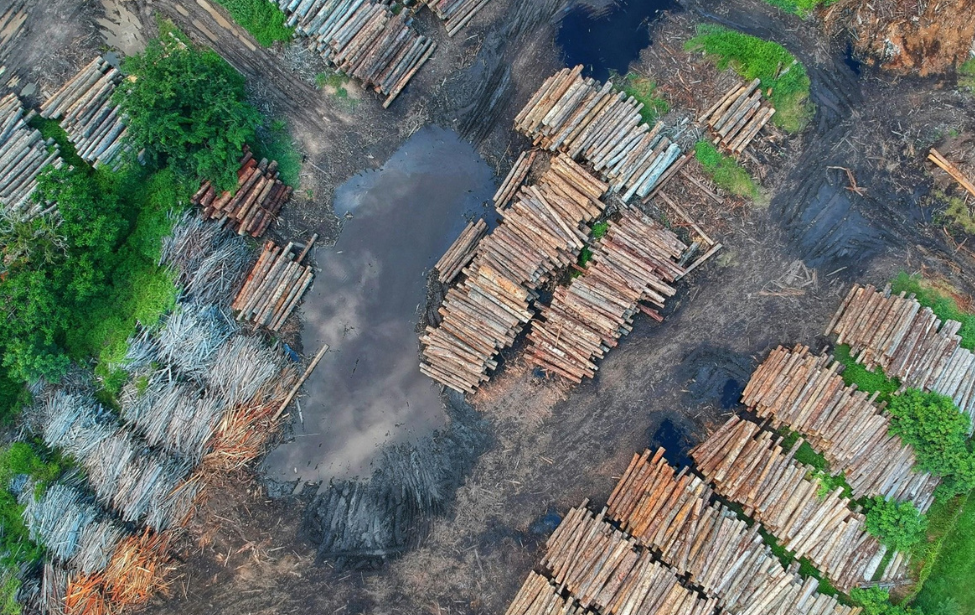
[{"xmin": 261, "ymin": 126, "xmax": 496, "ymax": 484}]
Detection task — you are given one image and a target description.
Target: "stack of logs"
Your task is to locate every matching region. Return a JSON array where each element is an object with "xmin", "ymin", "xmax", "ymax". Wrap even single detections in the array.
[
  {"xmin": 420, "ymin": 154, "xmax": 608, "ymax": 393},
  {"xmin": 515, "ymin": 66, "xmax": 682, "ymax": 201},
  {"xmin": 0, "ymin": 92, "xmax": 61, "ymax": 214},
  {"xmin": 826, "ymin": 284, "xmax": 975, "ymax": 430},
  {"xmin": 435, "ymin": 218, "xmax": 487, "ymax": 284},
  {"xmin": 691, "ymin": 416, "xmax": 907, "ymax": 592},
  {"xmin": 699, "ymin": 78, "xmax": 775, "ymax": 155},
  {"xmin": 607, "ymin": 448, "xmax": 861, "ymax": 615},
  {"xmin": 419, "ymin": 0, "xmax": 493, "ymax": 37},
  {"xmin": 273, "ymin": 0, "xmax": 436, "ymax": 107},
  {"xmin": 233, "ymin": 239, "xmax": 315, "ymax": 331},
  {"xmin": 192, "ymin": 149, "xmax": 293, "ymax": 237},
  {"xmin": 40, "ymin": 56, "xmax": 128, "ymax": 169},
  {"xmin": 527, "ymin": 208, "xmax": 687, "ymax": 382},
  {"xmin": 928, "ymin": 148, "xmax": 975, "ymax": 198},
  {"xmin": 493, "ymin": 150, "xmax": 536, "ymax": 209},
  {"xmin": 542, "ymin": 506, "xmax": 721, "ymax": 615},
  {"xmin": 505, "ymin": 573, "xmax": 594, "ymax": 615},
  {"xmin": 742, "ymin": 344, "xmax": 939, "ymax": 511}
]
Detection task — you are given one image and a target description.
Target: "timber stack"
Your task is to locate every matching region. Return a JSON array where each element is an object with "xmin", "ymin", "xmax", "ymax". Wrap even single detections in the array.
[
  {"xmin": 527, "ymin": 208, "xmax": 687, "ymax": 382},
  {"xmin": 541, "ymin": 506, "xmax": 721, "ymax": 615},
  {"xmin": 273, "ymin": 0, "xmax": 436, "ymax": 107},
  {"xmin": 826, "ymin": 283, "xmax": 975, "ymax": 429},
  {"xmin": 493, "ymin": 149, "xmax": 536, "ymax": 209},
  {"xmin": 606, "ymin": 449, "xmax": 861, "ymax": 615},
  {"xmin": 514, "ymin": 66, "xmax": 682, "ymax": 201},
  {"xmin": 0, "ymin": 92, "xmax": 62, "ymax": 214},
  {"xmin": 192, "ymin": 148, "xmax": 293, "ymax": 237},
  {"xmin": 698, "ymin": 78, "xmax": 775, "ymax": 155},
  {"xmin": 742, "ymin": 343, "xmax": 939, "ymax": 511},
  {"xmin": 504, "ymin": 573, "xmax": 594, "ymax": 615},
  {"xmin": 420, "ymin": 154, "xmax": 608, "ymax": 393},
  {"xmin": 928, "ymin": 148, "xmax": 975, "ymax": 198},
  {"xmin": 691, "ymin": 416, "xmax": 907, "ymax": 592},
  {"xmin": 435, "ymin": 218, "xmax": 487, "ymax": 284},
  {"xmin": 419, "ymin": 0, "xmax": 493, "ymax": 36},
  {"xmin": 40, "ymin": 56, "xmax": 128, "ymax": 169},
  {"xmin": 233, "ymin": 239, "xmax": 315, "ymax": 331}
]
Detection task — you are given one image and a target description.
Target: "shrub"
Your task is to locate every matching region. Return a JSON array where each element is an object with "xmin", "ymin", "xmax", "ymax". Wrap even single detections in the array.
[
  {"xmin": 685, "ymin": 25, "xmax": 814, "ymax": 133},
  {"xmin": 617, "ymin": 73, "xmax": 670, "ymax": 125},
  {"xmin": 694, "ymin": 140, "xmax": 758, "ymax": 199},
  {"xmin": 833, "ymin": 344, "xmax": 901, "ymax": 403},
  {"xmin": 851, "ymin": 587, "xmax": 920, "ymax": 615},
  {"xmin": 863, "ymin": 496, "xmax": 927, "ymax": 551},
  {"xmin": 212, "ymin": 0, "xmax": 293, "ymax": 46},
  {"xmin": 959, "ymin": 58, "xmax": 975, "ymax": 93},
  {"xmin": 762, "ymin": 0, "xmax": 835, "ymax": 16},
  {"xmin": 890, "ymin": 273, "xmax": 975, "ymax": 350}
]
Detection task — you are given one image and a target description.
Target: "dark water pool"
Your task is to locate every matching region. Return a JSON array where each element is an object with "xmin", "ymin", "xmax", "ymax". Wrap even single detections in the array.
[
  {"xmin": 843, "ymin": 42, "xmax": 862, "ymax": 77},
  {"xmin": 650, "ymin": 418, "xmax": 692, "ymax": 468},
  {"xmin": 261, "ymin": 126, "xmax": 496, "ymax": 484},
  {"xmin": 557, "ymin": 0, "xmax": 675, "ymax": 82},
  {"xmin": 720, "ymin": 378, "xmax": 744, "ymax": 409}
]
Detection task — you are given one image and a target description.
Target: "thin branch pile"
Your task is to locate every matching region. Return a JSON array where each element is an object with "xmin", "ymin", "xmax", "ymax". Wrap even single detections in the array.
[
  {"xmin": 39, "ymin": 56, "xmax": 128, "ymax": 169},
  {"xmin": 742, "ymin": 343, "xmax": 939, "ymax": 511},
  {"xmin": 232, "ymin": 239, "xmax": 315, "ymax": 331},
  {"xmin": 826, "ymin": 283, "xmax": 975, "ymax": 430},
  {"xmin": 0, "ymin": 92, "xmax": 62, "ymax": 214},
  {"xmin": 527, "ymin": 207, "xmax": 687, "ymax": 382},
  {"xmin": 698, "ymin": 78, "xmax": 775, "ymax": 156}
]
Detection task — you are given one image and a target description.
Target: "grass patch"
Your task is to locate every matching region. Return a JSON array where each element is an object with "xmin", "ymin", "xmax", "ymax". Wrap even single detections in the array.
[
  {"xmin": 27, "ymin": 116, "xmax": 87, "ymax": 169},
  {"xmin": 694, "ymin": 140, "xmax": 758, "ymax": 199},
  {"xmin": 254, "ymin": 120, "xmax": 301, "ymax": 188},
  {"xmin": 890, "ymin": 273, "xmax": 975, "ymax": 350},
  {"xmin": 686, "ymin": 24, "xmax": 814, "ymax": 133},
  {"xmin": 959, "ymin": 58, "xmax": 975, "ymax": 93},
  {"xmin": 940, "ymin": 191, "xmax": 975, "ymax": 235},
  {"xmin": 833, "ymin": 344, "xmax": 901, "ymax": 403},
  {"xmin": 779, "ymin": 429, "xmax": 854, "ymax": 498},
  {"xmin": 762, "ymin": 0, "xmax": 835, "ymax": 17},
  {"xmin": 912, "ymin": 489, "xmax": 975, "ymax": 614},
  {"xmin": 615, "ymin": 73, "xmax": 670, "ymax": 125},
  {"xmin": 906, "ymin": 494, "xmax": 967, "ymax": 603},
  {"xmin": 211, "ymin": 0, "xmax": 293, "ymax": 46},
  {"xmin": 574, "ymin": 221, "xmax": 609, "ymax": 274}
]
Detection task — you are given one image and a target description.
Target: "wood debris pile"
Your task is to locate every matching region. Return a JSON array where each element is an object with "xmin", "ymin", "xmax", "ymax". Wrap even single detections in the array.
[
  {"xmin": 418, "ymin": 0, "xmax": 493, "ymax": 37},
  {"xmin": 691, "ymin": 416, "xmax": 908, "ymax": 592},
  {"xmin": 160, "ymin": 213, "xmax": 253, "ymax": 307},
  {"xmin": 192, "ymin": 149, "xmax": 294, "ymax": 237},
  {"xmin": 515, "ymin": 66, "xmax": 682, "ymax": 201},
  {"xmin": 273, "ymin": 0, "xmax": 436, "ymax": 107},
  {"xmin": 0, "ymin": 92, "xmax": 62, "ymax": 214},
  {"xmin": 699, "ymin": 78, "xmax": 775, "ymax": 155},
  {"xmin": 39, "ymin": 56, "xmax": 128, "ymax": 169},
  {"xmin": 743, "ymin": 344, "xmax": 940, "ymax": 511},
  {"xmin": 420, "ymin": 154, "xmax": 608, "ymax": 393},
  {"xmin": 607, "ymin": 449, "xmax": 861, "ymax": 615},
  {"xmin": 527, "ymin": 208, "xmax": 687, "ymax": 382},
  {"xmin": 232, "ymin": 239, "xmax": 315, "ymax": 331},
  {"xmin": 435, "ymin": 218, "xmax": 487, "ymax": 284},
  {"xmin": 827, "ymin": 283, "xmax": 975, "ymax": 429}
]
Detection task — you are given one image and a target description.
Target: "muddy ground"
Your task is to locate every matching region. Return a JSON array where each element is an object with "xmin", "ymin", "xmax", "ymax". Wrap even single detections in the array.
[{"xmin": 5, "ymin": 0, "xmax": 975, "ymax": 613}]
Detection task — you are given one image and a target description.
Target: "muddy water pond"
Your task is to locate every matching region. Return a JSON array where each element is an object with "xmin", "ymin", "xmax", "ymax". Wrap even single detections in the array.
[{"xmin": 262, "ymin": 126, "xmax": 495, "ymax": 485}]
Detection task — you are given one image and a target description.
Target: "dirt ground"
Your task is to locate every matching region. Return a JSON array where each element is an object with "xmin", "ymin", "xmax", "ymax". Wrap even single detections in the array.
[{"xmin": 5, "ymin": 0, "xmax": 975, "ymax": 613}]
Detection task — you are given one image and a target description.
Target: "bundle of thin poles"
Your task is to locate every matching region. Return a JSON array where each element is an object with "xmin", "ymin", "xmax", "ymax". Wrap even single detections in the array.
[
  {"xmin": 418, "ymin": 0, "xmax": 493, "ymax": 37},
  {"xmin": 0, "ymin": 92, "xmax": 62, "ymax": 214},
  {"xmin": 160, "ymin": 212, "xmax": 252, "ymax": 307}
]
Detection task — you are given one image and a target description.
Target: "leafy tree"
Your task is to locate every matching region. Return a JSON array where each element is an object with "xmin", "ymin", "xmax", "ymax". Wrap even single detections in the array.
[
  {"xmin": 113, "ymin": 23, "xmax": 261, "ymax": 190},
  {"xmin": 850, "ymin": 587, "xmax": 921, "ymax": 615},
  {"xmin": 863, "ymin": 496, "xmax": 927, "ymax": 551}
]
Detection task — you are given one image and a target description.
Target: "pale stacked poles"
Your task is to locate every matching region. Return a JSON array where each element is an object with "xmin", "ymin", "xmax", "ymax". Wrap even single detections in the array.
[
  {"xmin": 514, "ymin": 66, "xmax": 683, "ymax": 202},
  {"xmin": 419, "ymin": 153, "xmax": 609, "ymax": 393},
  {"xmin": 39, "ymin": 56, "xmax": 129, "ymax": 169},
  {"xmin": 826, "ymin": 283, "xmax": 975, "ymax": 431},
  {"xmin": 233, "ymin": 238, "xmax": 316, "ymax": 332},
  {"xmin": 691, "ymin": 416, "xmax": 909, "ymax": 592},
  {"xmin": 192, "ymin": 148, "xmax": 294, "ymax": 238},
  {"xmin": 492, "ymin": 150, "xmax": 536, "ymax": 209},
  {"xmin": 434, "ymin": 218, "xmax": 487, "ymax": 285},
  {"xmin": 742, "ymin": 344, "xmax": 940, "ymax": 511},
  {"xmin": 928, "ymin": 148, "xmax": 975, "ymax": 198},
  {"xmin": 0, "ymin": 92, "xmax": 62, "ymax": 214},
  {"xmin": 418, "ymin": 0, "xmax": 493, "ymax": 37},
  {"xmin": 272, "ymin": 0, "xmax": 436, "ymax": 107},
  {"xmin": 698, "ymin": 78, "xmax": 776, "ymax": 155},
  {"xmin": 526, "ymin": 208, "xmax": 687, "ymax": 383},
  {"xmin": 505, "ymin": 573, "xmax": 595, "ymax": 615}
]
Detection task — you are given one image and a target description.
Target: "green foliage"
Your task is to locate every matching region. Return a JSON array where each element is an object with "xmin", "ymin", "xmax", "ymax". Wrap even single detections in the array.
[
  {"xmin": 113, "ymin": 22, "xmax": 262, "ymax": 190},
  {"xmin": 779, "ymin": 430, "xmax": 853, "ymax": 498},
  {"xmin": 591, "ymin": 221, "xmax": 609, "ymax": 240},
  {"xmin": 253, "ymin": 120, "xmax": 301, "ymax": 188},
  {"xmin": 907, "ymin": 494, "xmax": 967, "ymax": 603},
  {"xmin": 913, "ymin": 491, "xmax": 975, "ymax": 615},
  {"xmin": 574, "ymin": 221, "xmax": 611, "ymax": 274},
  {"xmin": 863, "ymin": 496, "xmax": 927, "ymax": 551},
  {"xmin": 686, "ymin": 25, "xmax": 814, "ymax": 132},
  {"xmin": 26, "ymin": 116, "xmax": 86, "ymax": 169},
  {"xmin": 833, "ymin": 344, "xmax": 901, "ymax": 403},
  {"xmin": 886, "ymin": 390, "xmax": 975, "ymax": 498},
  {"xmin": 211, "ymin": 0, "xmax": 293, "ymax": 46},
  {"xmin": 762, "ymin": 0, "xmax": 835, "ymax": 16},
  {"xmin": 616, "ymin": 73, "xmax": 670, "ymax": 125},
  {"xmin": 1, "ymin": 572, "xmax": 19, "ymax": 615},
  {"xmin": 942, "ymin": 193, "xmax": 975, "ymax": 235},
  {"xmin": 959, "ymin": 58, "xmax": 975, "ymax": 93},
  {"xmin": 890, "ymin": 273, "xmax": 975, "ymax": 350},
  {"xmin": 694, "ymin": 140, "xmax": 758, "ymax": 199},
  {"xmin": 0, "ymin": 442, "xmax": 68, "ymax": 492},
  {"xmin": 852, "ymin": 587, "xmax": 921, "ymax": 615}
]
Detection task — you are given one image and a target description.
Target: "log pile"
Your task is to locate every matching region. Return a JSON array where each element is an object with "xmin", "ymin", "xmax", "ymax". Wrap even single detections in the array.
[
  {"xmin": 698, "ymin": 78, "xmax": 776, "ymax": 155},
  {"xmin": 420, "ymin": 154, "xmax": 608, "ymax": 393},
  {"xmin": 39, "ymin": 56, "xmax": 128, "ymax": 168},
  {"xmin": 493, "ymin": 150, "xmax": 536, "ymax": 209},
  {"xmin": 928, "ymin": 148, "xmax": 975, "ymax": 198},
  {"xmin": 0, "ymin": 92, "xmax": 62, "ymax": 214},
  {"xmin": 192, "ymin": 149, "xmax": 293, "ymax": 237},
  {"xmin": 273, "ymin": 0, "xmax": 436, "ymax": 107},
  {"xmin": 419, "ymin": 0, "xmax": 493, "ymax": 37},
  {"xmin": 826, "ymin": 283, "xmax": 975, "ymax": 429},
  {"xmin": 606, "ymin": 449, "xmax": 861, "ymax": 615},
  {"xmin": 232, "ymin": 240, "xmax": 315, "ymax": 331},
  {"xmin": 515, "ymin": 66, "xmax": 682, "ymax": 201},
  {"xmin": 435, "ymin": 218, "xmax": 487, "ymax": 284},
  {"xmin": 691, "ymin": 416, "xmax": 907, "ymax": 592},
  {"xmin": 527, "ymin": 208, "xmax": 687, "ymax": 382},
  {"xmin": 742, "ymin": 344, "xmax": 940, "ymax": 512},
  {"xmin": 542, "ymin": 506, "xmax": 721, "ymax": 615},
  {"xmin": 504, "ymin": 572, "xmax": 594, "ymax": 615}
]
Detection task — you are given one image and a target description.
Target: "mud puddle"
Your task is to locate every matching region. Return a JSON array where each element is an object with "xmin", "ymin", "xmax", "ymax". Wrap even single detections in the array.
[
  {"xmin": 557, "ymin": 0, "xmax": 675, "ymax": 81},
  {"xmin": 262, "ymin": 126, "xmax": 496, "ymax": 485}
]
